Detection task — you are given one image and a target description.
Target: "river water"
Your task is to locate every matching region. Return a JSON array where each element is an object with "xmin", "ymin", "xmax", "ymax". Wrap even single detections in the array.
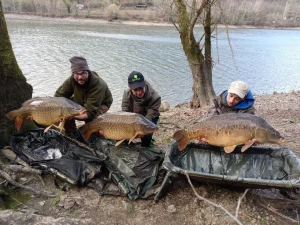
[{"xmin": 5, "ymin": 17, "xmax": 300, "ymax": 111}]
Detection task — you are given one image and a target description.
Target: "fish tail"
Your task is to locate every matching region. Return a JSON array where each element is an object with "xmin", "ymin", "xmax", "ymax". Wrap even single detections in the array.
[
  {"xmin": 83, "ymin": 131, "xmax": 93, "ymax": 141},
  {"xmin": 15, "ymin": 116, "xmax": 24, "ymax": 131},
  {"xmin": 173, "ymin": 129, "xmax": 190, "ymax": 151},
  {"xmin": 173, "ymin": 129, "xmax": 186, "ymax": 142},
  {"xmin": 78, "ymin": 124, "xmax": 88, "ymax": 133},
  {"xmin": 78, "ymin": 124, "xmax": 92, "ymax": 141},
  {"xmin": 5, "ymin": 110, "xmax": 18, "ymax": 120},
  {"xmin": 178, "ymin": 136, "xmax": 190, "ymax": 151}
]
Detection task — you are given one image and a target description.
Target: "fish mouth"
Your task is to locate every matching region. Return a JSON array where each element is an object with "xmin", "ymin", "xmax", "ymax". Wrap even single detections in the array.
[
  {"xmin": 79, "ymin": 109, "xmax": 87, "ymax": 115},
  {"xmin": 277, "ymin": 137, "xmax": 284, "ymax": 145}
]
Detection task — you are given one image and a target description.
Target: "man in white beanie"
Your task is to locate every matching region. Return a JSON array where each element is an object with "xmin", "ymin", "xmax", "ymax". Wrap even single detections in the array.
[{"xmin": 207, "ymin": 80, "xmax": 255, "ymax": 116}]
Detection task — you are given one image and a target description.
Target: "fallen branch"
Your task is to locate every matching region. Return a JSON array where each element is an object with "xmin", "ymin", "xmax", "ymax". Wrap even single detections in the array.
[
  {"xmin": 235, "ymin": 189, "xmax": 249, "ymax": 218},
  {"xmin": 185, "ymin": 172, "xmax": 243, "ymax": 225},
  {"xmin": 0, "ymin": 169, "xmax": 55, "ymax": 198},
  {"xmin": 0, "ymin": 162, "xmax": 46, "ymax": 187},
  {"xmin": 258, "ymin": 202, "xmax": 299, "ymax": 224},
  {"xmin": 4, "ymin": 165, "xmax": 42, "ymax": 175}
]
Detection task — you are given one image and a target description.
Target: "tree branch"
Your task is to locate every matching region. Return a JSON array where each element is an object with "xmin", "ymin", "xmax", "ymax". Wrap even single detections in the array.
[
  {"xmin": 190, "ymin": 0, "xmax": 206, "ymax": 30},
  {"xmin": 185, "ymin": 172, "xmax": 243, "ymax": 225},
  {"xmin": 259, "ymin": 202, "xmax": 299, "ymax": 223},
  {"xmin": 235, "ymin": 188, "xmax": 249, "ymax": 218},
  {"xmin": 170, "ymin": 2, "xmax": 180, "ymax": 32}
]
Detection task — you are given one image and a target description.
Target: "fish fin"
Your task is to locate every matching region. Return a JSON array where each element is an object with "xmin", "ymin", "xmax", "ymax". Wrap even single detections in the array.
[
  {"xmin": 44, "ymin": 125, "xmax": 53, "ymax": 133},
  {"xmin": 128, "ymin": 134, "xmax": 138, "ymax": 144},
  {"xmin": 5, "ymin": 110, "xmax": 18, "ymax": 120},
  {"xmin": 224, "ymin": 145, "xmax": 237, "ymax": 153},
  {"xmin": 173, "ymin": 129, "xmax": 186, "ymax": 142},
  {"xmin": 58, "ymin": 117, "xmax": 66, "ymax": 132},
  {"xmin": 15, "ymin": 116, "xmax": 24, "ymax": 131},
  {"xmin": 115, "ymin": 139, "xmax": 125, "ymax": 146},
  {"xmin": 79, "ymin": 109, "xmax": 87, "ymax": 115},
  {"xmin": 241, "ymin": 139, "xmax": 257, "ymax": 152},
  {"xmin": 177, "ymin": 136, "xmax": 190, "ymax": 151}
]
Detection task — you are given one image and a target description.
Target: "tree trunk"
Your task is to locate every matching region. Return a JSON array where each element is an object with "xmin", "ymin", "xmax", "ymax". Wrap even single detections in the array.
[
  {"xmin": 0, "ymin": 0, "xmax": 33, "ymax": 146},
  {"xmin": 174, "ymin": 0, "xmax": 216, "ymax": 108},
  {"xmin": 188, "ymin": 59, "xmax": 215, "ymax": 108}
]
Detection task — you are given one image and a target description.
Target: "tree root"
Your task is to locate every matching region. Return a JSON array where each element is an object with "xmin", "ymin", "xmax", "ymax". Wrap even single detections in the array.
[
  {"xmin": 0, "ymin": 164, "xmax": 55, "ymax": 198},
  {"xmin": 4, "ymin": 165, "xmax": 42, "ymax": 175}
]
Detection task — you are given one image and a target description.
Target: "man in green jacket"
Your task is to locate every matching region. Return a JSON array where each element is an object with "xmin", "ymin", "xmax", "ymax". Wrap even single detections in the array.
[
  {"xmin": 55, "ymin": 56, "xmax": 113, "ymax": 131},
  {"xmin": 122, "ymin": 71, "xmax": 161, "ymax": 147}
]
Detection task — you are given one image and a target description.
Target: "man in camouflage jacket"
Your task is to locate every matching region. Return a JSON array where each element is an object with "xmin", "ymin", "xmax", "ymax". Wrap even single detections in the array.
[{"xmin": 122, "ymin": 71, "xmax": 161, "ymax": 147}]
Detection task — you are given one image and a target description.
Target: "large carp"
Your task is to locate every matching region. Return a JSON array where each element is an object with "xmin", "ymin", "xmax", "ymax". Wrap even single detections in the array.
[
  {"xmin": 173, "ymin": 113, "xmax": 284, "ymax": 153},
  {"xmin": 6, "ymin": 97, "xmax": 86, "ymax": 132},
  {"xmin": 79, "ymin": 112, "xmax": 159, "ymax": 146}
]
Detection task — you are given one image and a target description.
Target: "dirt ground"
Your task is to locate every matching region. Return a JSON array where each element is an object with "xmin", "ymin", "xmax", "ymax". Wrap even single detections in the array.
[{"xmin": 1, "ymin": 92, "xmax": 300, "ymax": 225}]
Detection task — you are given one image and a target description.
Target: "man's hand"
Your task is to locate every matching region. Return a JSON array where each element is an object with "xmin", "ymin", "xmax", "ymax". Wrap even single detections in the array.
[
  {"xmin": 136, "ymin": 134, "xmax": 144, "ymax": 139},
  {"xmin": 99, "ymin": 130, "xmax": 105, "ymax": 137},
  {"xmin": 197, "ymin": 137, "xmax": 208, "ymax": 143},
  {"xmin": 74, "ymin": 112, "xmax": 88, "ymax": 121}
]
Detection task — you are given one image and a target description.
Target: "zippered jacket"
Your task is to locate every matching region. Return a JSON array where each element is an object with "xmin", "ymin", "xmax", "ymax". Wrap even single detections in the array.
[
  {"xmin": 121, "ymin": 82, "xmax": 161, "ymax": 121},
  {"xmin": 55, "ymin": 71, "xmax": 113, "ymax": 121},
  {"xmin": 208, "ymin": 90, "xmax": 255, "ymax": 116}
]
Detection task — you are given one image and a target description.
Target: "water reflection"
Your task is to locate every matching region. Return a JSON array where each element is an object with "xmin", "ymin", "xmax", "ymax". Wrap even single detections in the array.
[{"xmin": 6, "ymin": 18, "xmax": 300, "ymax": 112}]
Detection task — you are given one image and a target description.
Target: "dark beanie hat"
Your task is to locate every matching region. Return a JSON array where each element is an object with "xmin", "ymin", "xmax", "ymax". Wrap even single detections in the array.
[
  {"xmin": 128, "ymin": 71, "xmax": 146, "ymax": 90},
  {"xmin": 69, "ymin": 56, "xmax": 90, "ymax": 72}
]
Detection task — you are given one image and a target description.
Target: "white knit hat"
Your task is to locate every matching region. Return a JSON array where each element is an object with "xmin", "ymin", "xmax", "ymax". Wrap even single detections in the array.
[{"xmin": 228, "ymin": 81, "xmax": 249, "ymax": 98}]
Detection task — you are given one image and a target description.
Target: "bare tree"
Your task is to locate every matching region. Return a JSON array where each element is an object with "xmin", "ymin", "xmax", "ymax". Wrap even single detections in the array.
[
  {"xmin": 171, "ymin": 0, "xmax": 216, "ymax": 108},
  {"xmin": 0, "ymin": 0, "xmax": 33, "ymax": 146}
]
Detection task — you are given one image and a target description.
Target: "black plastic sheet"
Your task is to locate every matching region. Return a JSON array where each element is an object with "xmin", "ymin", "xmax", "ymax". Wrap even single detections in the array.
[
  {"xmin": 10, "ymin": 129, "xmax": 165, "ymax": 200},
  {"xmin": 88, "ymin": 135, "xmax": 165, "ymax": 200},
  {"xmin": 10, "ymin": 129, "xmax": 106, "ymax": 185}
]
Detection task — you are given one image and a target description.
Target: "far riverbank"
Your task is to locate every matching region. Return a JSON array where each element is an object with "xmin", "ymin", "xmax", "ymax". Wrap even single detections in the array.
[{"xmin": 4, "ymin": 13, "xmax": 300, "ymax": 30}]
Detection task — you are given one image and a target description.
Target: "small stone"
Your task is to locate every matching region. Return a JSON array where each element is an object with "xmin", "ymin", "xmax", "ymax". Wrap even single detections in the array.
[
  {"xmin": 122, "ymin": 200, "xmax": 133, "ymax": 213},
  {"xmin": 19, "ymin": 178, "xmax": 27, "ymax": 182},
  {"xmin": 39, "ymin": 201, "xmax": 45, "ymax": 206},
  {"xmin": 167, "ymin": 204, "xmax": 177, "ymax": 213},
  {"xmin": 160, "ymin": 101, "xmax": 171, "ymax": 112}
]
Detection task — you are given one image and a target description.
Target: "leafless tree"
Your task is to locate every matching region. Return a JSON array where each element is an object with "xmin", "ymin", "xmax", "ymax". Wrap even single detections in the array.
[{"xmin": 170, "ymin": 0, "xmax": 217, "ymax": 108}]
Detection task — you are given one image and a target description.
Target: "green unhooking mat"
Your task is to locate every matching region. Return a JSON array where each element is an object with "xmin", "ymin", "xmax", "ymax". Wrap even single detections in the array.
[{"xmin": 163, "ymin": 142, "xmax": 300, "ymax": 189}]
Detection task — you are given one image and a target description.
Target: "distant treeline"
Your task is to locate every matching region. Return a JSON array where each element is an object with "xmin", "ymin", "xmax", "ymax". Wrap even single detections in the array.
[{"xmin": 2, "ymin": 0, "xmax": 300, "ymax": 27}]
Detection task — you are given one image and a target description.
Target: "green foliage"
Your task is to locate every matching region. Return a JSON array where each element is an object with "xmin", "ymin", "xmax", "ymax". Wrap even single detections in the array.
[
  {"xmin": 106, "ymin": 3, "xmax": 119, "ymax": 20},
  {"xmin": 0, "ymin": 189, "xmax": 31, "ymax": 210}
]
